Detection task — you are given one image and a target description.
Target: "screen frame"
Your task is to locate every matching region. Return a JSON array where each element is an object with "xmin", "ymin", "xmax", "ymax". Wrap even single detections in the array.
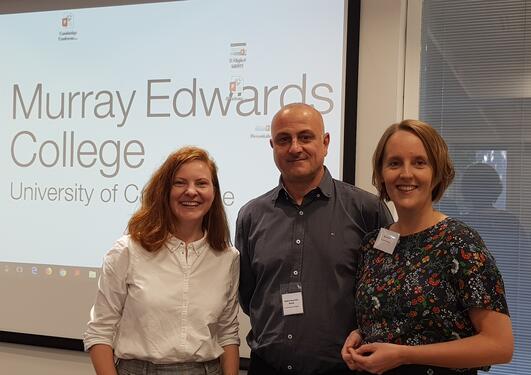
[{"xmin": 0, "ymin": 0, "xmax": 361, "ymax": 353}]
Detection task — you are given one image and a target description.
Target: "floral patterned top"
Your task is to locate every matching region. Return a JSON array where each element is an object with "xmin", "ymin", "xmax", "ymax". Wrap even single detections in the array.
[{"xmin": 356, "ymin": 217, "xmax": 509, "ymax": 350}]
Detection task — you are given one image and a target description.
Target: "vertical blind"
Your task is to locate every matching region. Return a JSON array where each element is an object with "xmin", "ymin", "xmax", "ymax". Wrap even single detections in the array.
[{"xmin": 419, "ymin": 1, "xmax": 531, "ymax": 374}]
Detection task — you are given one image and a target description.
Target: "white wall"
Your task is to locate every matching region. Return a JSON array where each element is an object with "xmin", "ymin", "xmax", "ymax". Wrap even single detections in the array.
[
  {"xmin": 356, "ymin": 0, "xmax": 407, "ymax": 192},
  {"xmin": 0, "ymin": 1, "xmax": 407, "ymax": 373},
  {"xmin": 0, "ymin": 342, "xmax": 93, "ymax": 374}
]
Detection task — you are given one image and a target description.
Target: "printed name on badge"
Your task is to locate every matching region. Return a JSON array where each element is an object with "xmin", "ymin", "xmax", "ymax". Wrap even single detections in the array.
[{"xmin": 374, "ymin": 227, "xmax": 400, "ymax": 254}]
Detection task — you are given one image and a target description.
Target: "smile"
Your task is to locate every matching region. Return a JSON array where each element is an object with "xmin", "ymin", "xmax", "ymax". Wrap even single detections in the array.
[
  {"xmin": 180, "ymin": 201, "xmax": 200, "ymax": 206},
  {"xmin": 288, "ymin": 158, "xmax": 307, "ymax": 163},
  {"xmin": 396, "ymin": 185, "xmax": 417, "ymax": 192}
]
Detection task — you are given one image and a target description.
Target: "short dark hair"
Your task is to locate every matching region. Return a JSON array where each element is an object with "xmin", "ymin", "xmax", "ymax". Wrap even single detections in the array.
[
  {"xmin": 372, "ymin": 119, "xmax": 455, "ymax": 203},
  {"xmin": 461, "ymin": 163, "xmax": 502, "ymax": 207}
]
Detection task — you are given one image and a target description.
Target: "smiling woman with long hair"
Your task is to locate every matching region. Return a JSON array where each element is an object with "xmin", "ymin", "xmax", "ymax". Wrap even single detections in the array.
[{"xmin": 84, "ymin": 146, "xmax": 240, "ymax": 375}]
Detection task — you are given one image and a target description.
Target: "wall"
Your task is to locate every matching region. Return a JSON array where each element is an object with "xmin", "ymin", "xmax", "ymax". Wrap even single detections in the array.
[
  {"xmin": 0, "ymin": 1, "xmax": 407, "ymax": 373},
  {"xmin": 356, "ymin": 0, "xmax": 407, "ymax": 192},
  {"xmin": 0, "ymin": 342, "xmax": 93, "ymax": 374}
]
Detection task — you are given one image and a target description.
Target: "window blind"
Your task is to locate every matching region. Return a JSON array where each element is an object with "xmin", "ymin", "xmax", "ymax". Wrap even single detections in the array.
[{"xmin": 419, "ymin": 1, "xmax": 531, "ymax": 373}]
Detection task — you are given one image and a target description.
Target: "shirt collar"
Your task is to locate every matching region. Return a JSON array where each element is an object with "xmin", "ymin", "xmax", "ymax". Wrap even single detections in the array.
[
  {"xmin": 166, "ymin": 232, "xmax": 208, "ymax": 254},
  {"xmin": 272, "ymin": 166, "xmax": 333, "ymax": 202}
]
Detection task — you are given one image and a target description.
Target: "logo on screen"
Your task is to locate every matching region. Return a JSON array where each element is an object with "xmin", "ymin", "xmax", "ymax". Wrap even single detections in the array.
[
  {"xmin": 31, "ymin": 266, "xmax": 39, "ymax": 275},
  {"xmin": 61, "ymin": 15, "xmax": 73, "ymax": 28},
  {"xmin": 230, "ymin": 43, "xmax": 247, "ymax": 56},
  {"xmin": 88, "ymin": 271, "xmax": 97, "ymax": 279},
  {"xmin": 58, "ymin": 15, "xmax": 78, "ymax": 41},
  {"xmin": 45, "ymin": 267, "xmax": 53, "ymax": 276},
  {"xmin": 229, "ymin": 42, "xmax": 247, "ymax": 69},
  {"xmin": 229, "ymin": 76, "xmax": 243, "ymax": 96}
]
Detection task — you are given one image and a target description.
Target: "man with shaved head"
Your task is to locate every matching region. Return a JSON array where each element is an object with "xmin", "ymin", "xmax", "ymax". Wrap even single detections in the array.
[{"xmin": 236, "ymin": 103, "xmax": 392, "ymax": 375}]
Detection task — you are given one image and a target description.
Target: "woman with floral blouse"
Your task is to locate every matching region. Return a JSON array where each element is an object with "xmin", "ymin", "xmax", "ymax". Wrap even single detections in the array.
[{"xmin": 341, "ymin": 120, "xmax": 513, "ymax": 375}]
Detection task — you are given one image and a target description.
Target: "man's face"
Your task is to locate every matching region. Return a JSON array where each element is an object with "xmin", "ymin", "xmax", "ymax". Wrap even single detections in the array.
[{"xmin": 270, "ymin": 105, "xmax": 329, "ymax": 186}]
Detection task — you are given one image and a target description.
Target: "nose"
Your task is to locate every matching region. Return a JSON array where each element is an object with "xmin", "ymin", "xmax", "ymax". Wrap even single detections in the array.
[
  {"xmin": 184, "ymin": 185, "xmax": 198, "ymax": 196},
  {"xmin": 288, "ymin": 139, "xmax": 302, "ymax": 154},
  {"xmin": 399, "ymin": 164, "xmax": 413, "ymax": 178}
]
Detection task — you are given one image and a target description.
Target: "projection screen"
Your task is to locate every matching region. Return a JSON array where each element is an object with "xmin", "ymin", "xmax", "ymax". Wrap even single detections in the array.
[{"xmin": 0, "ymin": 0, "xmax": 350, "ymax": 357}]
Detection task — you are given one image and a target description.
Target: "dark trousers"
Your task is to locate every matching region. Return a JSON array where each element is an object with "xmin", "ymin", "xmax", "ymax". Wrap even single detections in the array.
[
  {"xmin": 248, "ymin": 351, "xmax": 355, "ymax": 375},
  {"xmin": 247, "ymin": 351, "xmax": 283, "ymax": 375}
]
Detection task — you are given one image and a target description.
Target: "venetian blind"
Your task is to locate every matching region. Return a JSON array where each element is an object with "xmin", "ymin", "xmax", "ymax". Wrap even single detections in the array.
[{"xmin": 419, "ymin": 1, "xmax": 531, "ymax": 374}]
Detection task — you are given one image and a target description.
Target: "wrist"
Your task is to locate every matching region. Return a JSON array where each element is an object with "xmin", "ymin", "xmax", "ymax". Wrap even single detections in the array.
[{"xmin": 399, "ymin": 344, "xmax": 413, "ymax": 365}]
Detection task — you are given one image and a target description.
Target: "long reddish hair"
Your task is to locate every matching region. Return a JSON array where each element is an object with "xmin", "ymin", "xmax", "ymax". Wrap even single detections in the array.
[{"xmin": 128, "ymin": 146, "xmax": 230, "ymax": 252}]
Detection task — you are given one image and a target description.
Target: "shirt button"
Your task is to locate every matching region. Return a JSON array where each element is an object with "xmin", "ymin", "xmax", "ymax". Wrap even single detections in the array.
[
  {"xmin": 316, "ymin": 193, "xmax": 321, "ymax": 198},
  {"xmin": 293, "ymin": 270, "xmax": 298, "ymax": 276},
  {"xmin": 287, "ymin": 365, "xmax": 293, "ymax": 370},
  {"xmin": 287, "ymin": 334, "xmax": 293, "ymax": 339},
  {"xmin": 295, "ymin": 239, "xmax": 301, "ymax": 245},
  {"xmin": 298, "ymin": 210, "xmax": 304, "ymax": 216}
]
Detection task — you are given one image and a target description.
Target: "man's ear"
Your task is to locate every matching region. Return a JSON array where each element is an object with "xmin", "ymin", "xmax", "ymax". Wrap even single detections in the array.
[{"xmin": 323, "ymin": 132, "xmax": 330, "ymax": 156}]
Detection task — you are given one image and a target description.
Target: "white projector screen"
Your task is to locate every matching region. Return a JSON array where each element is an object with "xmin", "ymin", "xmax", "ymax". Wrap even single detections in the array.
[{"xmin": 0, "ymin": 0, "xmax": 349, "ymax": 356}]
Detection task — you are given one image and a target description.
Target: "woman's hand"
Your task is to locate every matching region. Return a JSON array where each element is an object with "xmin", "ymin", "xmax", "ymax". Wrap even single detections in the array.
[
  {"xmin": 348, "ymin": 342, "xmax": 406, "ymax": 375},
  {"xmin": 89, "ymin": 344, "xmax": 119, "ymax": 375},
  {"xmin": 341, "ymin": 329, "xmax": 363, "ymax": 370}
]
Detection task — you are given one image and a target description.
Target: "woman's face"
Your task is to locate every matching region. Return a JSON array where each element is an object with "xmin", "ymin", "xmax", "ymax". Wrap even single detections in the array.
[
  {"xmin": 169, "ymin": 160, "xmax": 215, "ymax": 228},
  {"xmin": 382, "ymin": 130, "xmax": 434, "ymax": 215}
]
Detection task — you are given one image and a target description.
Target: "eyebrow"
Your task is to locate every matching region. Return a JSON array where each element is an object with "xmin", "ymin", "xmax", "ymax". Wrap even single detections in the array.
[{"xmin": 275, "ymin": 129, "xmax": 316, "ymax": 136}]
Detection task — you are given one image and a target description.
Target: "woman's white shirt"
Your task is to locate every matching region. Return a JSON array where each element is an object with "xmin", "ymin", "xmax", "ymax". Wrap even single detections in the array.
[{"xmin": 83, "ymin": 234, "xmax": 240, "ymax": 363}]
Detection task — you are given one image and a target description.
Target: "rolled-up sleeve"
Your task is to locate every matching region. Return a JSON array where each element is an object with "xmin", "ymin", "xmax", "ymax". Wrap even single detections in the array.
[
  {"xmin": 217, "ymin": 250, "xmax": 240, "ymax": 347},
  {"xmin": 83, "ymin": 237, "xmax": 130, "ymax": 351}
]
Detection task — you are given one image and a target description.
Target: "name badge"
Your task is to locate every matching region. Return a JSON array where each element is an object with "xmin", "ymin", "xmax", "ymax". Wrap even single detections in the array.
[
  {"xmin": 282, "ymin": 292, "xmax": 304, "ymax": 316},
  {"xmin": 374, "ymin": 228, "xmax": 400, "ymax": 254}
]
